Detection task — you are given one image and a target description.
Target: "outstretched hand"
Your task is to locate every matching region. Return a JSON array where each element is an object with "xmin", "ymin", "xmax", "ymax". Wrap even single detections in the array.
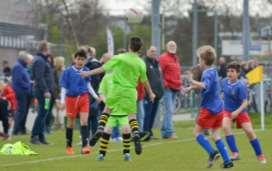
[
  {"xmin": 187, "ymin": 72, "xmax": 193, "ymax": 83},
  {"xmin": 80, "ymin": 71, "xmax": 90, "ymax": 77},
  {"xmin": 183, "ymin": 86, "xmax": 192, "ymax": 93}
]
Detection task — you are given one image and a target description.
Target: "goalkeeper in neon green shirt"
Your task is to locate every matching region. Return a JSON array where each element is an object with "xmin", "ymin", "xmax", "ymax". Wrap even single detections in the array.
[
  {"xmin": 81, "ymin": 37, "xmax": 155, "ymax": 156},
  {"xmin": 96, "ymin": 54, "xmax": 131, "ymax": 160}
]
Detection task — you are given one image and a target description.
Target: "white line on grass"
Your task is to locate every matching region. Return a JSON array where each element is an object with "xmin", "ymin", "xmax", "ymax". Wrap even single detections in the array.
[{"xmin": 1, "ymin": 129, "xmax": 263, "ymax": 168}]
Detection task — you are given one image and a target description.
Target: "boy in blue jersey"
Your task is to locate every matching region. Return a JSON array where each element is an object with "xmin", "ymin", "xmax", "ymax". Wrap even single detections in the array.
[
  {"xmin": 60, "ymin": 49, "xmax": 98, "ymax": 155},
  {"xmin": 187, "ymin": 45, "xmax": 233, "ymax": 168},
  {"xmin": 222, "ymin": 62, "xmax": 266, "ymax": 163}
]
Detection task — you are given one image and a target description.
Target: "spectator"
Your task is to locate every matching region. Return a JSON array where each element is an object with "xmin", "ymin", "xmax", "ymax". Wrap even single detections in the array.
[
  {"xmin": 135, "ymin": 50, "xmax": 146, "ymax": 133},
  {"xmin": 45, "ymin": 54, "xmax": 57, "ymax": 134},
  {"xmin": 84, "ymin": 46, "xmax": 103, "ymax": 140},
  {"xmin": 12, "ymin": 51, "xmax": 33, "ymax": 135},
  {"xmin": 31, "ymin": 41, "xmax": 54, "ymax": 145},
  {"xmin": 218, "ymin": 57, "xmax": 227, "ymax": 79},
  {"xmin": 136, "ymin": 81, "xmax": 145, "ymax": 132},
  {"xmin": 2, "ymin": 60, "xmax": 11, "ymax": 77},
  {"xmin": 159, "ymin": 41, "xmax": 182, "ymax": 139},
  {"xmin": 0, "ymin": 80, "xmax": 16, "ymax": 139},
  {"xmin": 53, "ymin": 56, "xmax": 65, "ymax": 129},
  {"xmin": 142, "ymin": 46, "xmax": 164, "ymax": 141}
]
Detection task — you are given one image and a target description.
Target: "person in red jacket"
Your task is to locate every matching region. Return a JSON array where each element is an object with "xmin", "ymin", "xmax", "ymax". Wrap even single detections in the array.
[
  {"xmin": 159, "ymin": 41, "xmax": 182, "ymax": 139},
  {"xmin": 1, "ymin": 82, "xmax": 17, "ymax": 112},
  {"xmin": 0, "ymin": 80, "xmax": 17, "ymax": 139}
]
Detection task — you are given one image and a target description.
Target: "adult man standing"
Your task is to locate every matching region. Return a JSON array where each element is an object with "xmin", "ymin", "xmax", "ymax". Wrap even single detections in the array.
[
  {"xmin": 12, "ymin": 51, "xmax": 33, "ymax": 135},
  {"xmin": 85, "ymin": 46, "xmax": 103, "ymax": 140},
  {"xmin": 142, "ymin": 46, "xmax": 164, "ymax": 141},
  {"xmin": 31, "ymin": 41, "xmax": 54, "ymax": 144},
  {"xmin": 159, "ymin": 41, "xmax": 182, "ymax": 139}
]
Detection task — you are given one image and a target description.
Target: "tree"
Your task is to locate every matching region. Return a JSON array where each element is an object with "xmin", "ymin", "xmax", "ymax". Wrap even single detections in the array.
[{"xmin": 31, "ymin": 0, "xmax": 107, "ymax": 61}]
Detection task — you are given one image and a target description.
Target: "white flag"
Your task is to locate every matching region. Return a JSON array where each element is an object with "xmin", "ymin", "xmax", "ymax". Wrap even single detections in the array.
[{"xmin": 106, "ymin": 27, "xmax": 114, "ymax": 56}]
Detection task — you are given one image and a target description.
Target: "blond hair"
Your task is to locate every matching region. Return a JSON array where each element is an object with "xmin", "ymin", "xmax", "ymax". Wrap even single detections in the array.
[
  {"xmin": 54, "ymin": 56, "xmax": 65, "ymax": 70},
  {"xmin": 197, "ymin": 45, "xmax": 216, "ymax": 66}
]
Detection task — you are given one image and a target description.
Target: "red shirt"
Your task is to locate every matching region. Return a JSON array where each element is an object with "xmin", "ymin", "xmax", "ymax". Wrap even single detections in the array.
[
  {"xmin": 136, "ymin": 82, "xmax": 145, "ymax": 100},
  {"xmin": 159, "ymin": 52, "xmax": 182, "ymax": 90},
  {"xmin": 1, "ymin": 84, "xmax": 17, "ymax": 111}
]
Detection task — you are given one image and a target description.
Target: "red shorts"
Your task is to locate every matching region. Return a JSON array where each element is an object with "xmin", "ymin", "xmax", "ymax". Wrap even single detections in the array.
[
  {"xmin": 223, "ymin": 110, "xmax": 251, "ymax": 128},
  {"xmin": 65, "ymin": 93, "xmax": 89, "ymax": 118},
  {"xmin": 196, "ymin": 108, "xmax": 223, "ymax": 129}
]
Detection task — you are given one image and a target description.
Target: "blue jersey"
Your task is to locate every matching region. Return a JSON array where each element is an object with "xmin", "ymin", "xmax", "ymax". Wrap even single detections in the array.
[
  {"xmin": 200, "ymin": 67, "xmax": 223, "ymax": 114},
  {"xmin": 60, "ymin": 65, "xmax": 91, "ymax": 96},
  {"xmin": 222, "ymin": 78, "xmax": 247, "ymax": 112}
]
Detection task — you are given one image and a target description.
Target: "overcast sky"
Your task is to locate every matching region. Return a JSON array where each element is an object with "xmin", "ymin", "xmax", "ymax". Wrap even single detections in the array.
[
  {"xmin": 100, "ymin": 0, "xmax": 272, "ymax": 17},
  {"xmin": 100, "ymin": 0, "xmax": 146, "ymax": 15}
]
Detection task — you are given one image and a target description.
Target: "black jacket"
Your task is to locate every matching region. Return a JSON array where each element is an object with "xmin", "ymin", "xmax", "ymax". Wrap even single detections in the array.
[
  {"xmin": 32, "ymin": 52, "xmax": 54, "ymax": 93},
  {"xmin": 85, "ymin": 57, "xmax": 103, "ymax": 93},
  {"xmin": 144, "ymin": 57, "xmax": 164, "ymax": 99},
  {"xmin": 218, "ymin": 64, "xmax": 227, "ymax": 78},
  {"xmin": 85, "ymin": 57, "xmax": 103, "ymax": 104}
]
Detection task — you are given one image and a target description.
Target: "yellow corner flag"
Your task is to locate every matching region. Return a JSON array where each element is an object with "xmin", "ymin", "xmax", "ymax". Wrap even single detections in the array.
[{"xmin": 246, "ymin": 65, "xmax": 263, "ymax": 85}]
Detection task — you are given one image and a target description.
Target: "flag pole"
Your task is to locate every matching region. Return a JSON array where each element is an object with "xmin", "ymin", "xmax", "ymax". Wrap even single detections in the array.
[{"xmin": 260, "ymin": 80, "xmax": 265, "ymax": 130}]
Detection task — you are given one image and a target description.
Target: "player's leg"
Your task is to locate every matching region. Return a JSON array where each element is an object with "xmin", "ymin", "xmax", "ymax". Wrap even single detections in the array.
[
  {"xmin": 121, "ymin": 117, "xmax": 131, "ymax": 161},
  {"xmin": 65, "ymin": 96, "xmax": 77, "ymax": 155},
  {"xmin": 66, "ymin": 117, "xmax": 75, "ymax": 155},
  {"xmin": 211, "ymin": 128, "xmax": 233, "ymax": 168},
  {"xmin": 97, "ymin": 117, "xmax": 114, "ymax": 161},
  {"xmin": 98, "ymin": 107, "xmax": 111, "ymax": 132},
  {"xmin": 90, "ymin": 107, "xmax": 111, "ymax": 147},
  {"xmin": 78, "ymin": 94, "xmax": 91, "ymax": 154},
  {"xmin": 222, "ymin": 114, "xmax": 239, "ymax": 160},
  {"xmin": 194, "ymin": 124, "xmax": 219, "ymax": 168},
  {"xmin": 195, "ymin": 108, "xmax": 221, "ymax": 168},
  {"xmin": 97, "ymin": 127, "xmax": 112, "ymax": 161},
  {"xmin": 128, "ymin": 114, "xmax": 142, "ymax": 155},
  {"xmin": 241, "ymin": 122, "xmax": 266, "ymax": 164},
  {"xmin": 79, "ymin": 111, "xmax": 90, "ymax": 154}
]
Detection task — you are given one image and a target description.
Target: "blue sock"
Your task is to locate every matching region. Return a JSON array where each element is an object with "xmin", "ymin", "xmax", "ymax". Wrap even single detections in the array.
[
  {"xmin": 215, "ymin": 139, "xmax": 231, "ymax": 163},
  {"xmin": 226, "ymin": 135, "xmax": 239, "ymax": 153},
  {"xmin": 250, "ymin": 138, "xmax": 262, "ymax": 156},
  {"xmin": 196, "ymin": 134, "xmax": 215, "ymax": 155}
]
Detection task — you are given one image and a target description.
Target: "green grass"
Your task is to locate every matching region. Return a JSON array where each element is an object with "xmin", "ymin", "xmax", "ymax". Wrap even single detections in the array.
[{"xmin": 0, "ymin": 115, "xmax": 272, "ymax": 171}]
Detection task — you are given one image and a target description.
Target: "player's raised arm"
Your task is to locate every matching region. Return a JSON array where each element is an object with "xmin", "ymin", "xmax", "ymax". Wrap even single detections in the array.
[
  {"xmin": 187, "ymin": 71, "xmax": 205, "ymax": 90},
  {"xmin": 87, "ymin": 82, "xmax": 99, "ymax": 101},
  {"xmin": 80, "ymin": 67, "xmax": 105, "ymax": 77}
]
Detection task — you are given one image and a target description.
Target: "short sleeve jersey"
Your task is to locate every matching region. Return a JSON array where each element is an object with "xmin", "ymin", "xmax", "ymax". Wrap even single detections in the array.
[
  {"xmin": 98, "ymin": 73, "xmax": 113, "ymax": 99},
  {"xmin": 200, "ymin": 67, "xmax": 223, "ymax": 114},
  {"xmin": 60, "ymin": 65, "xmax": 91, "ymax": 96},
  {"xmin": 222, "ymin": 78, "xmax": 247, "ymax": 112},
  {"xmin": 102, "ymin": 52, "xmax": 147, "ymax": 88}
]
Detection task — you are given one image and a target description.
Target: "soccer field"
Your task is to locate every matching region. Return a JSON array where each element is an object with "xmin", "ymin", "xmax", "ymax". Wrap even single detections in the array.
[{"xmin": 0, "ymin": 115, "xmax": 271, "ymax": 171}]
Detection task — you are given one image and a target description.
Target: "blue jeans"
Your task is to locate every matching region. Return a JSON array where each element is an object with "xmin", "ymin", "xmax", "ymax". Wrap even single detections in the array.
[
  {"xmin": 111, "ymin": 126, "xmax": 120, "ymax": 138},
  {"xmin": 31, "ymin": 90, "xmax": 49, "ymax": 139},
  {"xmin": 88, "ymin": 100, "xmax": 100, "ymax": 137},
  {"xmin": 136, "ymin": 100, "xmax": 145, "ymax": 132},
  {"xmin": 143, "ymin": 97, "xmax": 160, "ymax": 135},
  {"xmin": 161, "ymin": 89, "xmax": 177, "ymax": 138},
  {"xmin": 14, "ymin": 91, "xmax": 31, "ymax": 134}
]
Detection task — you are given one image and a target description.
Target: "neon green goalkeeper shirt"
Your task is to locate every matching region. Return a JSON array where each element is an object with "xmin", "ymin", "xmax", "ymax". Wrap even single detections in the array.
[{"xmin": 102, "ymin": 52, "xmax": 147, "ymax": 114}]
